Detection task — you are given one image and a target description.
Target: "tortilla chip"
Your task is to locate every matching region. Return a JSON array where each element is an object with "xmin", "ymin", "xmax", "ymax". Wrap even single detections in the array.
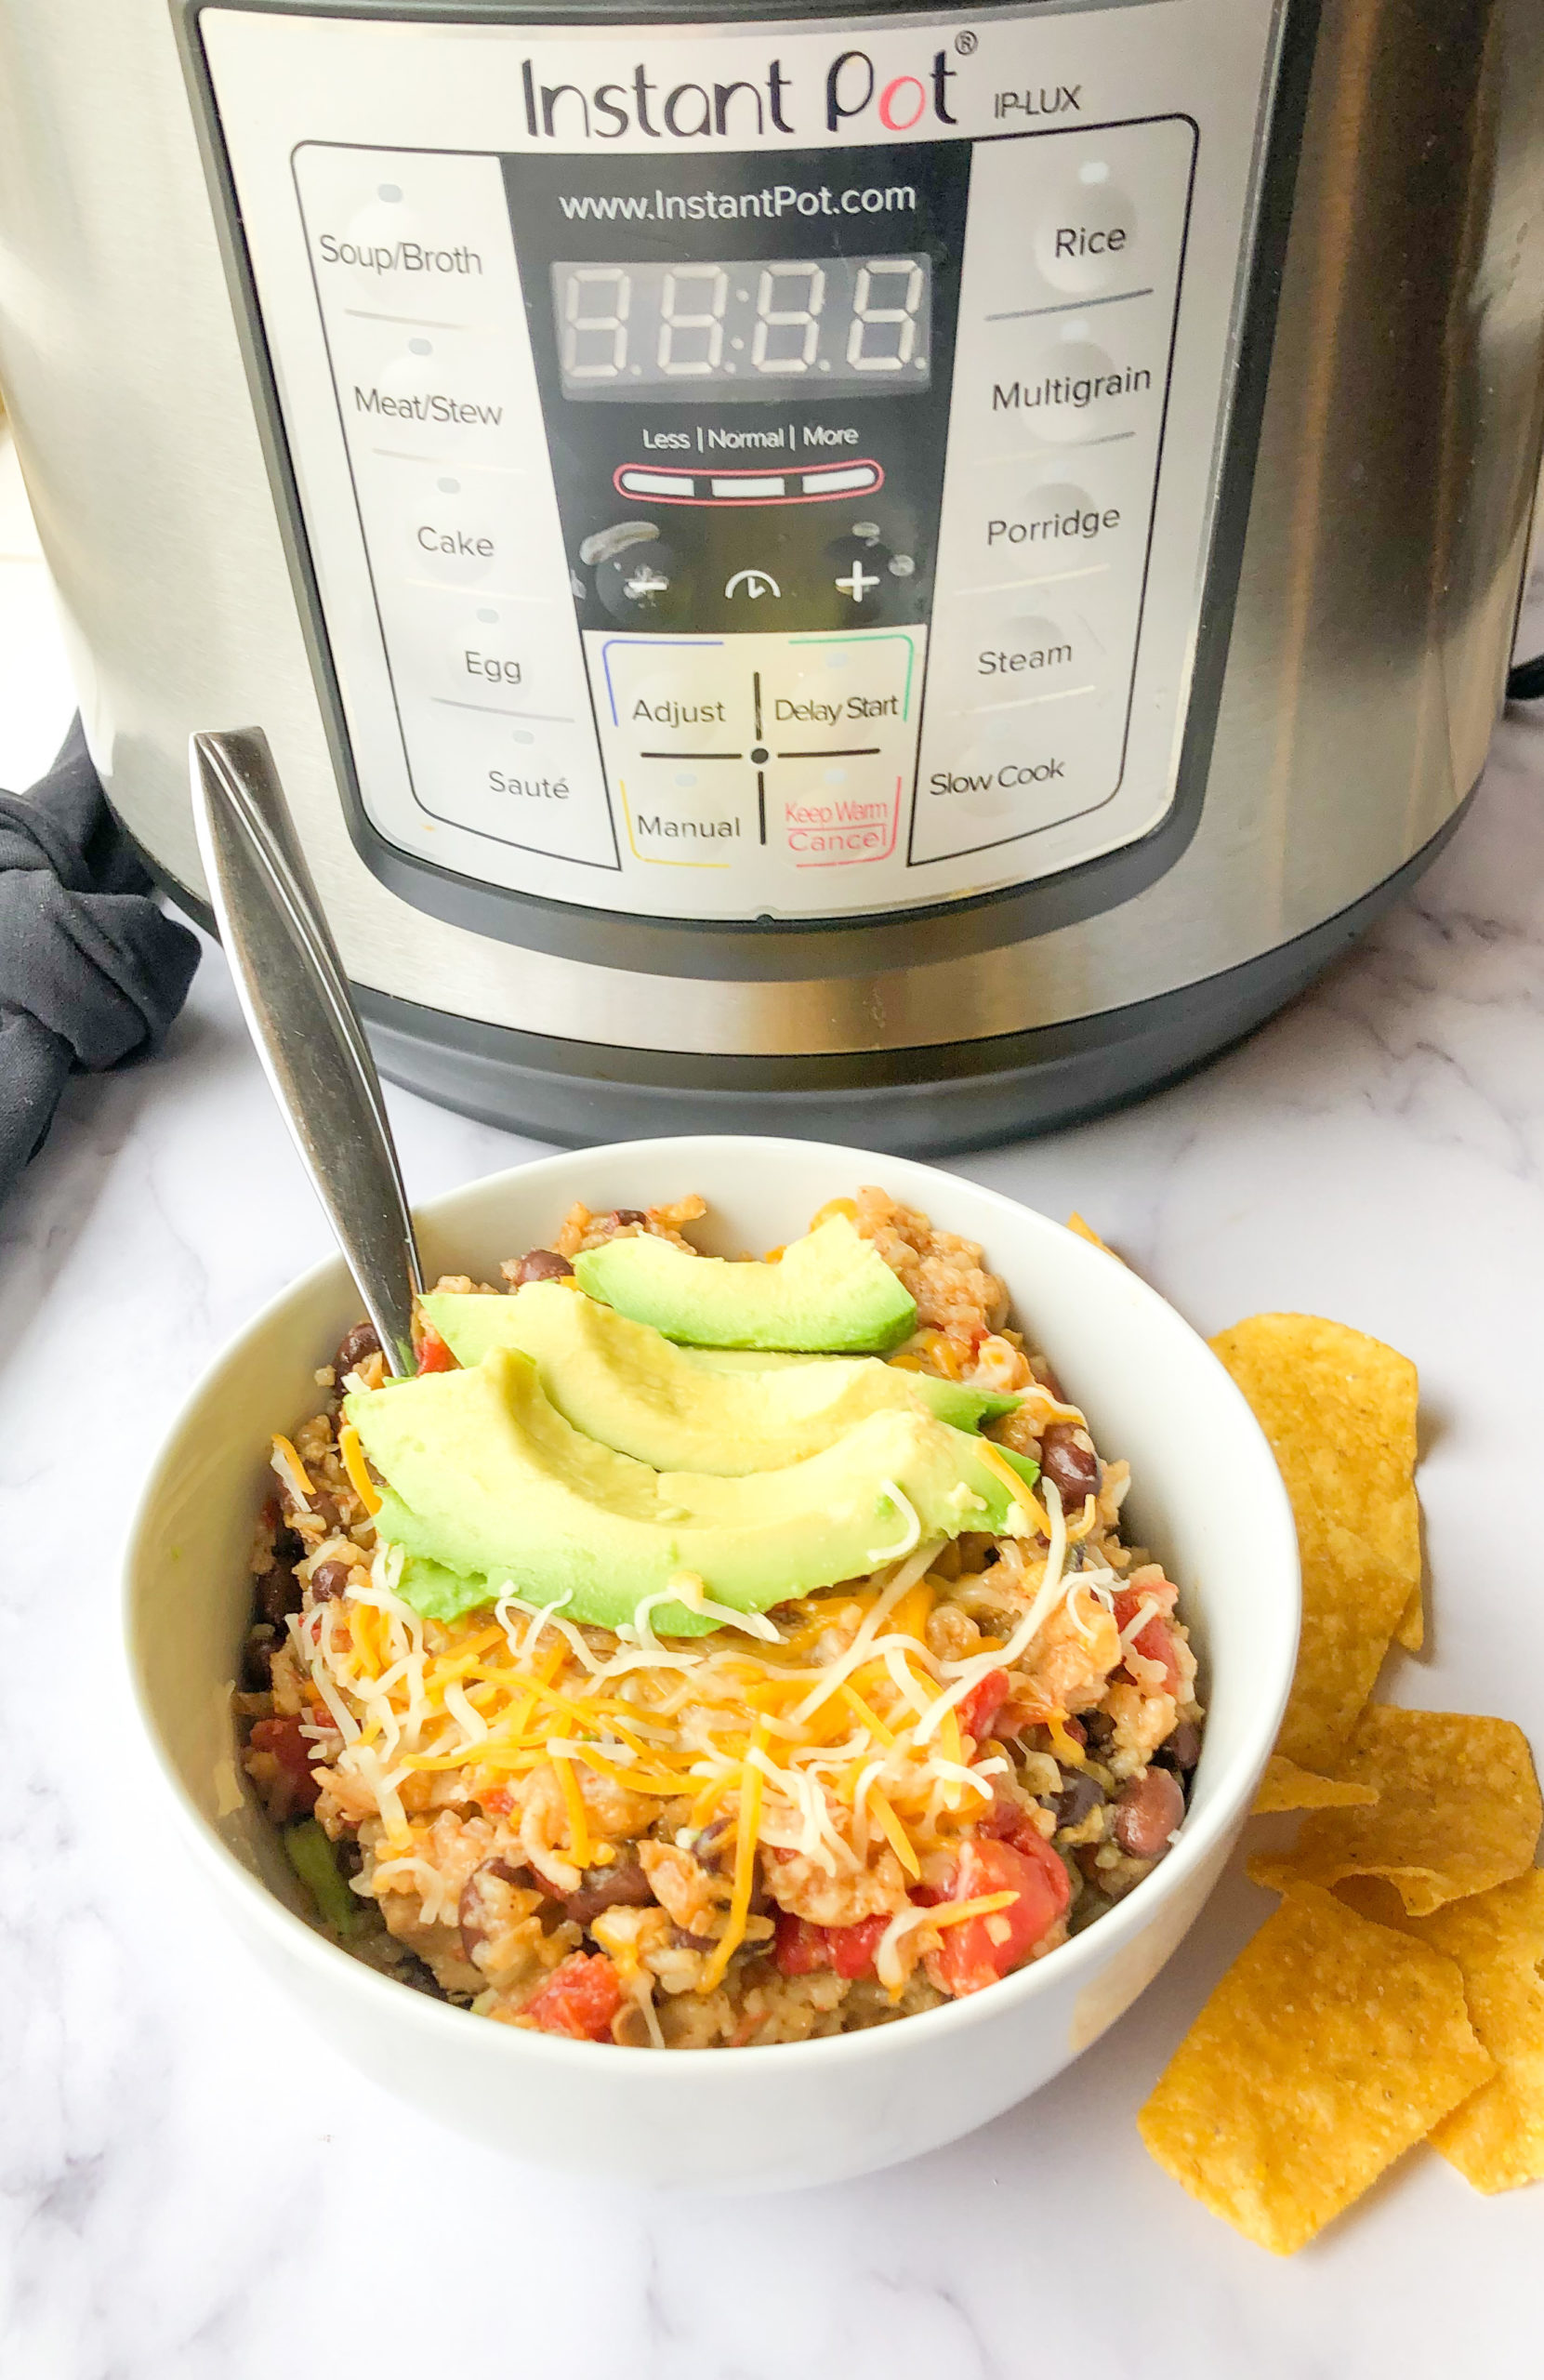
[
  {"xmin": 1138, "ymin": 1884, "xmax": 1492, "ymax": 2254},
  {"xmin": 1208, "ymin": 1316, "xmax": 1419, "ymax": 1772},
  {"xmin": 1395, "ymin": 1582, "xmax": 1425, "ymax": 1654},
  {"xmin": 1066, "ymin": 1212, "xmax": 1117, "ymax": 1258},
  {"xmin": 1252, "ymin": 1752, "xmax": 1379, "ymax": 1815},
  {"xmin": 1248, "ymin": 1705, "xmax": 1541, "ymax": 1916},
  {"xmin": 1338, "ymin": 1871, "xmax": 1544, "ymax": 2193}
]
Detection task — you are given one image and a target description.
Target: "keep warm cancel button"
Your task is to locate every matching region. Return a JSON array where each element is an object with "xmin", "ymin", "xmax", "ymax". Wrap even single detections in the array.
[{"xmin": 780, "ymin": 782, "xmax": 902, "ymax": 867}]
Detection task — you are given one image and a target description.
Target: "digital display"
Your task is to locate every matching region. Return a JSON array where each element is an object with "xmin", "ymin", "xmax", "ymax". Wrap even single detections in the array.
[{"xmin": 551, "ymin": 255, "xmax": 931, "ymax": 403}]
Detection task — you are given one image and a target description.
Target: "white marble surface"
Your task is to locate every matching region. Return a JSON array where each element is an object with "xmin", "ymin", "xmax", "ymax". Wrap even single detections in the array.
[{"xmin": 3, "ymin": 416, "xmax": 1544, "ymax": 2375}]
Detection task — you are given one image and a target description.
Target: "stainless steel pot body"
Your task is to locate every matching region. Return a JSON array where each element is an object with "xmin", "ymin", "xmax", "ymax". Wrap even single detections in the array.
[{"xmin": 1, "ymin": 0, "xmax": 1541, "ymax": 1148}]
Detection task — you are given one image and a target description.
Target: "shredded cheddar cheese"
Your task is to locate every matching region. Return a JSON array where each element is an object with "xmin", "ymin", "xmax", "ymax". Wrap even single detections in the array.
[
  {"xmin": 271, "ymin": 1405, "xmax": 1143, "ymax": 2021},
  {"xmin": 337, "ymin": 1423, "xmax": 381, "ymax": 1516},
  {"xmin": 702, "ymin": 1722, "xmax": 770, "ymax": 1991},
  {"xmin": 550, "ymin": 1752, "xmax": 592, "ymax": 1871},
  {"xmin": 270, "ymin": 1435, "xmax": 313, "ymax": 1506}
]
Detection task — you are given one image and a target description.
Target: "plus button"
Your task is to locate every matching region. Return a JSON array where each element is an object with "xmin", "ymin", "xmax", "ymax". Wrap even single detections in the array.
[{"xmin": 835, "ymin": 562, "xmax": 880, "ymax": 604}]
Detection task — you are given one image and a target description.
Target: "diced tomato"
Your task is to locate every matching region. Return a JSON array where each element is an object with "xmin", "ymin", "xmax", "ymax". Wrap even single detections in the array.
[
  {"xmin": 827, "ymin": 1915, "xmax": 891, "ymax": 1980},
  {"xmin": 929, "ymin": 1833, "xmax": 1071, "ymax": 1999},
  {"xmin": 773, "ymin": 1909, "xmax": 891, "ymax": 1981},
  {"xmin": 521, "ymin": 1951, "xmax": 624, "ymax": 2041},
  {"xmin": 415, "ymin": 1323, "xmax": 458, "ymax": 1374},
  {"xmin": 956, "ymin": 1667, "xmax": 1011, "ymax": 1744},
  {"xmin": 248, "ymin": 1715, "xmax": 321, "ymax": 1815},
  {"xmin": 1113, "ymin": 1589, "xmax": 1182, "ymax": 1693},
  {"xmin": 978, "ymin": 1789, "xmax": 1049, "ymax": 1859},
  {"xmin": 773, "ymin": 1912, "xmax": 827, "ymax": 1976},
  {"xmin": 478, "ymin": 1785, "xmax": 513, "ymax": 1818}
]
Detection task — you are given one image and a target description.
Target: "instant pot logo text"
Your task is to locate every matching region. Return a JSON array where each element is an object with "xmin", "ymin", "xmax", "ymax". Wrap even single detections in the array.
[{"xmin": 517, "ymin": 48, "xmax": 957, "ymax": 141}]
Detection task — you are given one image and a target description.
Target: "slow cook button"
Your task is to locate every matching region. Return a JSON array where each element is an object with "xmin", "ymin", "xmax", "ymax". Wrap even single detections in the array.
[{"xmin": 912, "ymin": 705, "xmax": 1114, "ymax": 862}]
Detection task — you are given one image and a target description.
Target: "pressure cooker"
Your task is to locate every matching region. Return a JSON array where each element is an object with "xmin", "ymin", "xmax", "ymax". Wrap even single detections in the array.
[{"xmin": 1, "ymin": 0, "xmax": 1541, "ymax": 1150}]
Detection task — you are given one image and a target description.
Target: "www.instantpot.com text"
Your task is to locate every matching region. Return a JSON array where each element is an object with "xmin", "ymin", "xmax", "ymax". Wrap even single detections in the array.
[{"xmin": 556, "ymin": 184, "xmax": 917, "ymax": 222}]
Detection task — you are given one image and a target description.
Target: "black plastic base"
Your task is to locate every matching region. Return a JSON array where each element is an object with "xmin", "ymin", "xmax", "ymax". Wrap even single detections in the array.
[{"xmin": 359, "ymin": 794, "xmax": 1471, "ymax": 1155}]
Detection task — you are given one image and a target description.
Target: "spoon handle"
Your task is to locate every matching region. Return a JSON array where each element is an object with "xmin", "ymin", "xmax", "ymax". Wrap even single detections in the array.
[{"xmin": 191, "ymin": 727, "xmax": 423, "ymax": 1376}]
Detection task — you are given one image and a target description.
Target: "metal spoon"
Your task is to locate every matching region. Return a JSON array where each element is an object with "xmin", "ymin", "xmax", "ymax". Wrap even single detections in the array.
[{"xmin": 190, "ymin": 726, "xmax": 422, "ymax": 1375}]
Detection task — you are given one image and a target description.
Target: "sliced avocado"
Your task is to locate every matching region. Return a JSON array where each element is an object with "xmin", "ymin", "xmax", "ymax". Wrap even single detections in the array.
[
  {"xmin": 685, "ymin": 1347, "xmax": 1019, "ymax": 1430},
  {"xmin": 573, "ymin": 1213, "xmax": 917, "ymax": 1352},
  {"xmin": 346, "ymin": 1346, "xmax": 1036, "ymax": 1633},
  {"xmin": 419, "ymin": 1282, "xmax": 1018, "ymax": 1474}
]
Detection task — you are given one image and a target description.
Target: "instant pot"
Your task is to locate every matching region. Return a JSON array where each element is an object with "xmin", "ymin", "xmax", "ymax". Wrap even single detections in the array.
[{"xmin": 1, "ymin": 0, "xmax": 1542, "ymax": 1149}]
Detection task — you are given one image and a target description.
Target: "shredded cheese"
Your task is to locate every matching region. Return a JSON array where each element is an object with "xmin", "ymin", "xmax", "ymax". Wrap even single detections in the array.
[
  {"xmin": 701, "ymin": 1721, "xmax": 770, "ymax": 1991},
  {"xmin": 275, "ymin": 1355, "xmax": 1166, "ymax": 2030},
  {"xmin": 270, "ymin": 1435, "xmax": 313, "ymax": 1508},
  {"xmin": 337, "ymin": 1423, "xmax": 381, "ymax": 1516}
]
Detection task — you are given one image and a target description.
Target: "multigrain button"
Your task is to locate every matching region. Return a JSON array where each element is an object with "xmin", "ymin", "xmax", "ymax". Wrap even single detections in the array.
[{"xmin": 990, "ymin": 332, "xmax": 1150, "ymax": 446}]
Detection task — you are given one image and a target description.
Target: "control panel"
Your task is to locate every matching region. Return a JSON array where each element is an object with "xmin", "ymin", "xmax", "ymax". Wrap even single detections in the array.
[{"xmin": 199, "ymin": 1, "xmax": 1287, "ymax": 924}]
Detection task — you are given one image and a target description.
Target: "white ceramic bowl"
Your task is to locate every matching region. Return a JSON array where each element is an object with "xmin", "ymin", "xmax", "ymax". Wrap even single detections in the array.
[{"xmin": 124, "ymin": 1137, "xmax": 1298, "ymax": 2190}]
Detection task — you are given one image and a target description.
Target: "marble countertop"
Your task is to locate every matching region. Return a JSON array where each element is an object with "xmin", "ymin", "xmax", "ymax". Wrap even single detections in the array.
[{"xmin": 4, "ymin": 419, "xmax": 1543, "ymax": 2375}]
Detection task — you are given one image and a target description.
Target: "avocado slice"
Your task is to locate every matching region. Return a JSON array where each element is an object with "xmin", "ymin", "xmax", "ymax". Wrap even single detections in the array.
[
  {"xmin": 573, "ymin": 1214, "xmax": 917, "ymax": 1353},
  {"xmin": 346, "ymin": 1346, "xmax": 1036, "ymax": 1633},
  {"xmin": 419, "ymin": 1283, "xmax": 1018, "ymax": 1474}
]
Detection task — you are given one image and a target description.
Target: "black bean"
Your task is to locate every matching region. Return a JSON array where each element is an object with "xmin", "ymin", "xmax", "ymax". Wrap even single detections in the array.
[
  {"xmin": 1157, "ymin": 1719, "xmax": 1203, "ymax": 1774},
  {"xmin": 510, "ymin": 1248, "xmax": 574, "ymax": 1286},
  {"xmin": 308, "ymin": 1558, "xmax": 351, "ymax": 1603},
  {"xmin": 1082, "ymin": 1710, "xmax": 1115, "ymax": 1750},
  {"xmin": 241, "ymin": 1624, "xmax": 279, "ymax": 1690},
  {"xmin": 1052, "ymin": 1769, "xmax": 1106, "ymax": 1831},
  {"xmin": 693, "ymin": 1818, "xmax": 732, "ymax": 1872},
  {"xmin": 564, "ymin": 1848, "xmax": 656, "ymax": 1928},
  {"xmin": 670, "ymin": 1925, "xmax": 716, "ymax": 1951},
  {"xmin": 1040, "ymin": 1421, "xmax": 1099, "ymax": 1514},
  {"xmin": 605, "ymin": 1209, "xmax": 648, "ymax": 1230},
  {"xmin": 1113, "ymin": 1766, "xmax": 1186, "ymax": 1859},
  {"xmin": 334, "ymin": 1321, "xmax": 381, "ymax": 1379},
  {"xmin": 257, "ymin": 1558, "xmax": 302, "ymax": 1628}
]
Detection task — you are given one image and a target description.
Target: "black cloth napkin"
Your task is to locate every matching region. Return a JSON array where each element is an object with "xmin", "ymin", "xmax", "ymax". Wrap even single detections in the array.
[{"xmin": 0, "ymin": 721, "xmax": 200, "ymax": 1205}]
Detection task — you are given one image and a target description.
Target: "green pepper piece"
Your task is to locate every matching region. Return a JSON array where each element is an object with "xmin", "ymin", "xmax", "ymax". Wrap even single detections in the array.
[{"xmin": 283, "ymin": 1818, "xmax": 361, "ymax": 1937}]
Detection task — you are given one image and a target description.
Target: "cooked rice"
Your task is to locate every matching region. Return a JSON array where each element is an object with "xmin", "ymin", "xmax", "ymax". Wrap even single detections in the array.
[{"xmin": 236, "ymin": 1190, "xmax": 1203, "ymax": 2047}]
